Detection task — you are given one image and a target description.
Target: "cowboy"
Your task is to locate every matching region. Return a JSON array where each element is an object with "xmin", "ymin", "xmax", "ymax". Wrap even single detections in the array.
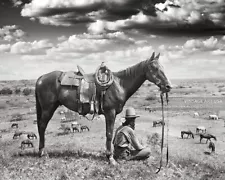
[{"xmin": 113, "ymin": 107, "xmax": 151, "ymax": 161}]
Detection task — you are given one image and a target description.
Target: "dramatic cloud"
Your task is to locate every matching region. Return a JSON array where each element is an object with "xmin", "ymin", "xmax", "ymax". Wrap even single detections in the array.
[
  {"xmin": 0, "ymin": 25, "xmax": 26, "ymax": 42},
  {"xmin": 19, "ymin": 0, "xmax": 225, "ymax": 36},
  {"xmin": 47, "ymin": 32, "xmax": 137, "ymax": 55},
  {"xmin": 0, "ymin": 39, "xmax": 53, "ymax": 54}
]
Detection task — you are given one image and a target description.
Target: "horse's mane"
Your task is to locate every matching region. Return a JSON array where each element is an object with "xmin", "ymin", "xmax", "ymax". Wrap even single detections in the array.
[{"xmin": 115, "ymin": 59, "xmax": 149, "ymax": 78}]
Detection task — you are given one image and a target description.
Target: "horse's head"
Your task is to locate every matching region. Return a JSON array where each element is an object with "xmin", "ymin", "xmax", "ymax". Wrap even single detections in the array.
[{"xmin": 145, "ymin": 52, "xmax": 172, "ymax": 93}]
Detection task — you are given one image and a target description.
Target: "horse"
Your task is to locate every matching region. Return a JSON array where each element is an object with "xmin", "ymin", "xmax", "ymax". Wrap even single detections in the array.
[
  {"xmin": 13, "ymin": 131, "xmax": 23, "ymax": 139},
  {"xmin": 196, "ymin": 126, "xmax": 206, "ymax": 134},
  {"xmin": 208, "ymin": 141, "xmax": 215, "ymax": 153},
  {"xmin": 27, "ymin": 132, "xmax": 37, "ymax": 140},
  {"xmin": 35, "ymin": 52, "xmax": 171, "ymax": 165},
  {"xmin": 209, "ymin": 114, "xmax": 218, "ymax": 120},
  {"xmin": 21, "ymin": 139, "xmax": 34, "ymax": 150},
  {"xmin": 145, "ymin": 106, "xmax": 155, "ymax": 113},
  {"xmin": 193, "ymin": 112, "xmax": 199, "ymax": 118},
  {"xmin": 71, "ymin": 122, "xmax": 81, "ymax": 133},
  {"xmin": 153, "ymin": 120, "xmax": 165, "ymax": 127},
  {"xmin": 81, "ymin": 125, "xmax": 90, "ymax": 132},
  {"xmin": 181, "ymin": 130, "xmax": 194, "ymax": 139},
  {"xmin": 200, "ymin": 133, "xmax": 217, "ymax": 143},
  {"xmin": 11, "ymin": 123, "xmax": 18, "ymax": 128}
]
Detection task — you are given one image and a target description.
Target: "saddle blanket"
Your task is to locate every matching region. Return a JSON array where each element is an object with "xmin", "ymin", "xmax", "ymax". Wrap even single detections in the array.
[{"xmin": 60, "ymin": 71, "xmax": 80, "ymax": 86}]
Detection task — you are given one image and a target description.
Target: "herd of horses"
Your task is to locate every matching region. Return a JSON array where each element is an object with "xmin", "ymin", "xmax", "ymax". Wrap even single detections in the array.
[
  {"xmin": 10, "ymin": 121, "xmax": 90, "ymax": 150},
  {"xmin": 180, "ymin": 127, "xmax": 216, "ymax": 153},
  {"xmin": 2, "ymin": 52, "xmax": 218, "ymax": 164}
]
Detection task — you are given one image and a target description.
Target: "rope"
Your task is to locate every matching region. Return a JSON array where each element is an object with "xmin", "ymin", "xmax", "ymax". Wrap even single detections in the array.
[{"xmin": 155, "ymin": 92, "xmax": 169, "ymax": 174}]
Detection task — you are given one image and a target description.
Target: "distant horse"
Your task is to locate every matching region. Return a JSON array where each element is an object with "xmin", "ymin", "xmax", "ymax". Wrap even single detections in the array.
[
  {"xmin": 35, "ymin": 52, "xmax": 171, "ymax": 165},
  {"xmin": 145, "ymin": 107, "xmax": 156, "ymax": 113},
  {"xmin": 13, "ymin": 131, "xmax": 23, "ymax": 139},
  {"xmin": 71, "ymin": 122, "xmax": 81, "ymax": 133},
  {"xmin": 193, "ymin": 112, "xmax": 199, "ymax": 118},
  {"xmin": 153, "ymin": 120, "xmax": 165, "ymax": 127},
  {"xmin": 209, "ymin": 115, "xmax": 218, "ymax": 120},
  {"xmin": 196, "ymin": 126, "xmax": 206, "ymax": 134},
  {"xmin": 81, "ymin": 125, "xmax": 90, "ymax": 132},
  {"xmin": 208, "ymin": 141, "xmax": 215, "ymax": 153},
  {"xmin": 21, "ymin": 139, "xmax": 34, "ymax": 150},
  {"xmin": 11, "ymin": 123, "xmax": 18, "ymax": 128},
  {"xmin": 27, "ymin": 132, "xmax": 37, "ymax": 140},
  {"xmin": 181, "ymin": 130, "xmax": 194, "ymax": 139},
  {"xmin": 200, "ymin": 133, "xmax": 217, "ymax": 143}
]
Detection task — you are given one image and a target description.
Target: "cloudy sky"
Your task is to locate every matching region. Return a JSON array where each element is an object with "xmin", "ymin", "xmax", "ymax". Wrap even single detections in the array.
[{"xmin": 0, "ymin": 0, "xmax": 225, "ymax": 80}]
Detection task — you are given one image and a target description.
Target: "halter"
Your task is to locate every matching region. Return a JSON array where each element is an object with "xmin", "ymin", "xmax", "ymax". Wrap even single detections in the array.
[{"xmin": 155, "ymin": 92, "xmax": 169, "ymax": 174}]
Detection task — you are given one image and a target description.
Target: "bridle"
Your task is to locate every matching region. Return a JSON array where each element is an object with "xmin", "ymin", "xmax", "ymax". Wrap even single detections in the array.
[{"xmin": 155, "ymin": 92, "xmax": 169, "ymax": 174}]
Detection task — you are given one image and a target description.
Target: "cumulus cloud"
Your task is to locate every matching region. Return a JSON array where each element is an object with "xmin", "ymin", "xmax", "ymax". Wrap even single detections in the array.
[
  {"xmin": 0, "ymin": 39, "xmax": 53, "ymax": 54},
  {"xmin": 0, "ymin": 25, "xmax": 26, "ymax": 42},
  {"xmin": 18, "ymin": 0, "xmax": 225, "ymax": 36},
  {"xmin": 47, "ymin": 32, "xmax": 136, "ymax": 55}
]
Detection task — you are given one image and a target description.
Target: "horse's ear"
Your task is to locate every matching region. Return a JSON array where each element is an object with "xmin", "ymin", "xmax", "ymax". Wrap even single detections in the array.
[
  {"xmin": 149, "ymin": 52, "xmax": 155, "ymax": 61},
  {"xmin": 155, "ymin": 53, "xmax": 160, "ymax": 60}
]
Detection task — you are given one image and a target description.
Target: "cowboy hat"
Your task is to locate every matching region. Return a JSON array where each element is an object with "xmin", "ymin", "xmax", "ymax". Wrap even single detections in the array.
[{"xmin": 124, "ymin": 107, "xmax": 140, "ymax": 119}]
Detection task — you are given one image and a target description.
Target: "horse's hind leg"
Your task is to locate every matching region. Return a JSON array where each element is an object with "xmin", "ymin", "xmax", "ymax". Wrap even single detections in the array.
[{"xmin": 37, "ymin": 103, "xmax": 59, "ymax": 157}]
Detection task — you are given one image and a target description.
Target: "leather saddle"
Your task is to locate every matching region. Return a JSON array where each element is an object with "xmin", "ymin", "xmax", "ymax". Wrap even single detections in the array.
[{"xmin": 59, "ymin": 63, "xmax": 114, "ymax": 117}]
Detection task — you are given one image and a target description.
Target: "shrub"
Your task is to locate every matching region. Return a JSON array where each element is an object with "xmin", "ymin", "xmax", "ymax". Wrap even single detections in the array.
[
  {"xmin": 145, "ymin": 93, "xmax": 157, "ymax": 101},
  {"xmin": 0, "ymin": 87, "xmax": 13, "ymax": 95},
  {"xmin": 14, "ymin": 88, "xmax": 21, "ymax": 95},
  {"xmin": 22, "ymin": 88, "xmax": 32, "ymax": 96},
  {"xmin": 10, "ymin": 113, "xmax": 23, "ymax": 122}
]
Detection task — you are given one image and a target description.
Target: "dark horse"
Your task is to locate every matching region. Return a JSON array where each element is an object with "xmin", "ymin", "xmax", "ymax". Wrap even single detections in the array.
[
  {"xmin": 200, "ymin": 133, "xmax": 217, "ymax": 143},
  {"xmin": 35, "ymin": 52, "xmax": 171, "ymax": 165},
  {"xmin": 21, "ymin": 139, "xmax": 34, "ymax": 150},
  {"xmin": 181, "ymin": 130, "xmax": 194, "ymax": 139},
  {"xmin": 153, "ymin": 120, "xmax": 165, "ymax": 127},
  {"xmin": 27, "ymin": 132, "xmax": 38, "ymax": 140},
  {"xmin": 81, "ymin": 125, "xmax": 90, "ymax": 132}
]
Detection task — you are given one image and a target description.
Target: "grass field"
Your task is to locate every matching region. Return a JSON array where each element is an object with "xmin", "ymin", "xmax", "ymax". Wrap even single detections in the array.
[{"xmin": 1, "ymin": 78, "xmax": 225, "ymax": 180}]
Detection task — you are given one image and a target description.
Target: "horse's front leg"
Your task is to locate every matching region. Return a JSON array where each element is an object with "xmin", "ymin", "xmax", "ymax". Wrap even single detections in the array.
[{"xmin": 104, "ymin": 109, "xmax": 117, "ymax": 165}]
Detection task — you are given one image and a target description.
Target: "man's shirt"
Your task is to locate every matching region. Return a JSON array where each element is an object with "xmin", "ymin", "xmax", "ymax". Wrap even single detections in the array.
[{"xmin": 113, "ymin": 125, "xmax": 143, "ymax": 150}]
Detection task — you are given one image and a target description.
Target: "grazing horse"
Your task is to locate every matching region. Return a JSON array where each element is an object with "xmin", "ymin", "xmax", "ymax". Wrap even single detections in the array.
[
  {"xmin": 208, "ymin": 141, "xmax": 215, "ymax": 153},
  {"xmin": 153, "ymin": 120, "xmax": 165, "ymax": 127},
  {"xmin": 181, "ymin": 130, "xmax": 194, "ymax": 139},
  {"xmin": 196, "ymin": 126, "xmax": 206, "ymax": 134},
  {"xmin": 209, "ymin": 114, "xmax": 218, "ymax": 120},
  {"xmin": 193, "ymin": 112, "xmax": 199, "ymax": 118},
  {"xmin": 11, "ymin": 123, "xmax": 18, "ymax": 128},
  {"xmin": 35, "ymin": 52, "xmax": 171, "ymax": 165},
  {"xmin": 81, "ymin": 125, "xmax": 90, "ymax": 132},
  {"xmin": 71, "ymin": 122, "xmax": 81, "ymax": 133},
  {"xmin": 200, "ymin": 133, "xmax": 217, "ymax": 143},
  {"xmin": 13, "ymin": 131, "xmax": 23, "ymax": 139},
  {"xmin": 21, "ymin": 139, "xmax": 34, "ymax": 150},
  {"xmin": 27, "ymin": 132, "xmax": 37, "ymax": 140}
]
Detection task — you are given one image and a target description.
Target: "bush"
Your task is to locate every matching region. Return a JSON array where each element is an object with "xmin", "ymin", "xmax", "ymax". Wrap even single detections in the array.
[
  {"xmin": 22, "ymin": 88, "xmax": 32, "ymax": 96},
  {"xmin": 10, "ymin": 113, "xmax": 23, "ymax": 122},
  {"xmin": 145, "ymin": 93, "xmax": 157, "ymax": 101},
  {"xmin": 0, "ymin": 87, "xmax": 13, "ymax": 95},
  {"xmin": 14, "ymin": 88, "xmax": 21, "ymax": 95}
]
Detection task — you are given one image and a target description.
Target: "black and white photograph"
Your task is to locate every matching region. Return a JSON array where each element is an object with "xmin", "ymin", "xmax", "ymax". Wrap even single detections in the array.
[{"xmin": 0, "ymin": 0, "xmax": 225, "ymax": 179}]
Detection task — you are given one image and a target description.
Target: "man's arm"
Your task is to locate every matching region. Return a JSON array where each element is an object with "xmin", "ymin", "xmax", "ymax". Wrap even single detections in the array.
[{"xmin": 124, "ymin": 128, "xmax": 144, "ymax": 150}]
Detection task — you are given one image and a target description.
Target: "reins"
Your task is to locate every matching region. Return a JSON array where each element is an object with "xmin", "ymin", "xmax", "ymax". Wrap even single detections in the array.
[{"xmin": 155, "ymin": 92, "xmax": 169, "ymax": 174}]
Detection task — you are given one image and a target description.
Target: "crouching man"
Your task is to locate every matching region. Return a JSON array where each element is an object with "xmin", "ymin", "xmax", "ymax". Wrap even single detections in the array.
[{"xmin": 113, "ymin": 107, "xmax": 151, "ymax": 161}]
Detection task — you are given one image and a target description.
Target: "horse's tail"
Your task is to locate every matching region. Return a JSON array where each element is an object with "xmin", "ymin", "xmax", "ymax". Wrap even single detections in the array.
[{"xmin": 35, "ymin": 81, "xmax": 42, "ymax": 122}]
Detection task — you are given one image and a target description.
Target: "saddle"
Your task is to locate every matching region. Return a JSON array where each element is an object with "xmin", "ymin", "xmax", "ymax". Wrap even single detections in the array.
[{"xmin": 59, "ymin": 62, "xmax": 114, "ymax": 116}]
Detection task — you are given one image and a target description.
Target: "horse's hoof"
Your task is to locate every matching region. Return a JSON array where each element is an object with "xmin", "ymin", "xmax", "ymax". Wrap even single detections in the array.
[{"xmin": 109, "ymin": 157, "xmax": 118, "ymax": 166}]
